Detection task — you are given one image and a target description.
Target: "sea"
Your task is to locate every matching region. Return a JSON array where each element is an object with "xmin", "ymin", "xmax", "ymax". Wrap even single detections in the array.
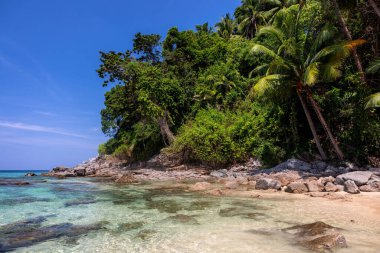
[{"xmin": 1, "ymin": 170, "xmax": 380, "ymax": 252}]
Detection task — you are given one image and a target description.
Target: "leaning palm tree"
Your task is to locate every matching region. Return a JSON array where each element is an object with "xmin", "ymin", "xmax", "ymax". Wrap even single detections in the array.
[
  {"xmin": 250, "ymin": 6, "xmax": 365, "ymax": 160},
  {"xmin": 216, "ymin": 13, "xmax": 236, "ymax": 39}
]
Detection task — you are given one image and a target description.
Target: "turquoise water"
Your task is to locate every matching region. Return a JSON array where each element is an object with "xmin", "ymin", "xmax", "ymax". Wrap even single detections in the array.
[{"xmin": 1, "ymin": 171, "xmax": 380, "ymax": 252}]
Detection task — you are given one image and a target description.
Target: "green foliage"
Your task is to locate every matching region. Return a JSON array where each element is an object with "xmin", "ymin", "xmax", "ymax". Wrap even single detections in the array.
[
  {"xmin": 96, "ymin": 0, "xmax": 380, "ymax": 165},
  {"xmin": 172, "ymin": 107, "xmax": 286, "ymax": 166}
]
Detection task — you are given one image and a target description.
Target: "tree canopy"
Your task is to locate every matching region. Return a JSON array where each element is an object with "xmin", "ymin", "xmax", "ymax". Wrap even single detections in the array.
[{"xmin": 97, "ymin": 0, "xmax": 380, "ymax": 166}]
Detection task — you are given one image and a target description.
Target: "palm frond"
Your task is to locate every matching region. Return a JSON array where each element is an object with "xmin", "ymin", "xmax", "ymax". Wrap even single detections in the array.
[
  {"xmin": 251, "ymin": 44, "xmax": 278, "ymax": 58},
  {"xmin": 304, "ymin": 62, "xmax": 320, "ymax": 86},
  {"xmin": 365, "ymin": 92, "xmax": 380, "ymax": 109},
  {"xmin": 366, "ymin": 58, "xmax": 380, "ymax": 74},
  {"xmin": 257, "ymin": 26, "xmax": 285, "ymax": 43},
  {"xmin": 253, "ymin": 74, "xmax": 285, "ymax": 95}
]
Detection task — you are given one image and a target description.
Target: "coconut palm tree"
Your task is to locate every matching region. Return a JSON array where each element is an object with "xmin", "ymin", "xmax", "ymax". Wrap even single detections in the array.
[
  {"xmin": 250, "ymin": 6, "xmax": 365, "ymax": 160},
  {"xmin": 216, "ymin": 14, "xmax": 236, "ymax": 39},
  {"xmin": 234, "ymin": 0, "xmax": 268, "ymax": 39}
]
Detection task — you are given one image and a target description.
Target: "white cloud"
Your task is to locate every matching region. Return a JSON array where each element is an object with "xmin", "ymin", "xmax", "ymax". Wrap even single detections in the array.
[
  {"xmin": 0, "ymin": 121, "xmax": 88, "ymax": 139},
  {"xmin": 33, "ymin": 111, "xmax": 57, "ymax": 117}
]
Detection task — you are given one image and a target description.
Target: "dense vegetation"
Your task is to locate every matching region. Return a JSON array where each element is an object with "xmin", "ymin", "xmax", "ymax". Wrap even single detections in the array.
[{"xmin": 97, "ymin": 0, "xmax": 380, "ymax": 167}]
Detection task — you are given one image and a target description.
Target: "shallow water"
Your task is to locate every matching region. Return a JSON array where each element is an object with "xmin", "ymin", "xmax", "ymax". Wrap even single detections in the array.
[{"xmin": 1, "ymin": 171, "xmax": 380, "ymax": 253}]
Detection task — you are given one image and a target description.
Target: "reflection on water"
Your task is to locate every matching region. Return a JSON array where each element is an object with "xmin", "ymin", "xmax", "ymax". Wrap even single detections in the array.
[{"xmin": 0, "ymin": 175, "xmax": 379, "ymax": 252}]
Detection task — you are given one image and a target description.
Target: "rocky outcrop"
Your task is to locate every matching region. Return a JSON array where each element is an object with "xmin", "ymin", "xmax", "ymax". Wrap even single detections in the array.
[{"xmin": 24, "ymin": 173, "xmax": 36, "ymax": 177}]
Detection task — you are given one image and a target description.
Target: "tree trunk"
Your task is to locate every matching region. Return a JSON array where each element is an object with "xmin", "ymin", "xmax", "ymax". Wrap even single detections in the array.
[
  {"xmin": 306, "ymin": 89, "xmax": 345, "ymax": 160},
  {"xmin": 369, "ymin": 0, "xmax": 380, "ymax": 18},
  {"xmin": 330, "ymin": 0, "xmax": 367, "ymax": 84},
  {"xmin": 296, "ymin": 90, "xmax": 328, "ymax": 160},
  {"xmin": 158, "ymin": 111, "xmax": 175, "ymax": 146}
]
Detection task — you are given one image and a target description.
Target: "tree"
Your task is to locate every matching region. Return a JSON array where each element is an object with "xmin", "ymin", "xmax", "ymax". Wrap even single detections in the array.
[
  {"xmin": 215, "ymin": 13, "xmax": 236, "ymax": 39},
  {"xmin": 251, "ymin": 6, "xmax": 364, "ymax": 160},
  {"xmin": 365, "ymin": 58, "xmax": 380, "ymax": 108},
  {"xmin": 133, "ymin": 33, "xmax": 161, "ymax": 63},
  {"xmin": 234, "ymin": 0, "xmax": 268, "ymax": 39}
]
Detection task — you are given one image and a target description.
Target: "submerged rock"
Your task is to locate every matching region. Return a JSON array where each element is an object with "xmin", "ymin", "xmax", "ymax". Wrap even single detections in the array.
[
  {"xmin": 64, "ymin": 199, "xmax": 97, "ymax": 207},
  {"xmin": 283, "ymin": 221, "xmax": 347, "ymax": 252},
  {"xmin": 145, "ymin": 199, "xmax": 183, "ymax": 213},
  {"xmin": 0, "ymin": 217, "xmax": 107, "ymax": 252},
  {"xmin": 0, "ymin": 179, "xmax": 31, "ymax": 186},
  {"xmin": 135, "ymin": 229, "xmax": 157, "ymax": 240},
  {"xmin": 163, "ymin": 214, "xmax": 199, "ymax": 225},
  {"xmin": 118, "ymin": 222, "xmax": 145, "ymax": 231}
]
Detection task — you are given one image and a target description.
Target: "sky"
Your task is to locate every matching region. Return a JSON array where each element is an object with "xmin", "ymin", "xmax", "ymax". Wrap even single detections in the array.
[{"xmin": 0, "ymin": 0, "xmax": 241, "ymax": 170}]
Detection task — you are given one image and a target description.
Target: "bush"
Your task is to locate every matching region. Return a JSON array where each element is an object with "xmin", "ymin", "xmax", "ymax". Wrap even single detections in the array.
[{"xmin": 171, "ymin": 106, "xmax": 286, "ymax": 166}]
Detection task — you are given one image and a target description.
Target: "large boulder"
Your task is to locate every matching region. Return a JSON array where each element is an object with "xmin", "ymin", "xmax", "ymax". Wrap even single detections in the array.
[
  {"xmin": 336, "ymin": 171, "xmax": 373, "ymax": 186},
  {"xmin": 344, "ymin": 180, "xmax": 360, "ymax": 194},
  {"xmin": 255, "ymin": 178, "xmax": 281, "ymax": 190},
  {"xmin": 285, "ymin": 181, "xmax": 308, "ymax": 193},
  {"xmin": 305, "ymin": 180, "xmax": 324, "ymax": 192},
  {"xmin": 324, "ymin": 182, "xmax": 339, "ymax": 192}
]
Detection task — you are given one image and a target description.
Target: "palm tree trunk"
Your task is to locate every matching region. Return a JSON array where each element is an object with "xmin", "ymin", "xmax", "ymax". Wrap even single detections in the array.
[
  {"xmin": 330, "ymin": 0, "xmax": 366, "ymax": 84},
  {"xmin": 369, "ymin": 0, "xmax": 380, "ymax": 18},
  {"xmin": 306, "ymin": 89, "xmax": 345, "ymax": 160},
  {"xmin": 297, "ymin": 90, "xmax": 328, "ymax": 160}
]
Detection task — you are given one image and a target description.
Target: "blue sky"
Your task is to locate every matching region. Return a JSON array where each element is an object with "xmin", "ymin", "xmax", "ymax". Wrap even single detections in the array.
[{"xmin": 0, "ymin": 0, "xmax": 241, "ymax": 170}]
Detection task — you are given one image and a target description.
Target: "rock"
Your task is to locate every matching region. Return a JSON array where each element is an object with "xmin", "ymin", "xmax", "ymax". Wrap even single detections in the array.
[
  {"xmin": 271, "ymin": 158, "xmax": 311, "ymax": 172},
  {"xmin": 271, "ymin": 171, "xmax": 302, "ymax": 186},
  {"xmin": 64, "ymin": 199, "xmax": 97, "ymax": 207},
  {"xmin": 285, "ymin": 181, "xmax": 308, "ymax": 193},
  {"xmin": 359, "ymin": 181, "xmax": 380, "ymax": 192},
  {"xmin": 311, "ymin": 160, "xmax": 328, "ymax": 171},
  {"xmin": 163, "ymin": 214, "xmax": 199, "ymax": 225},
  {"xmin": 0, "ymin": 219, "xmax": 107, "ymax": 252},
  {"xmin": 305, "ymin": 180, "xmax": 324, "ymax": 192},
  {"xmin": 225, "ymin": 180, "xmax": 239, "ymax": 189},
  {"xmin": 0, "ymin": 179, "xmax": 31, "ymax": 186},
  {"xmin": 115, "ymin": 174, "xmax": 138, "ymax": 184},
  {"xmin": 255, "ymin": 178, "xmax": 281, "ymax": 190},
  {"xmin": 189, "ymin": 182, "xmax": 212, "ymax": 191},
  {"xmin": 24, "ymin": 173, "xmax": 36, "ymax": 177},
  {"xmin": 74, "ymin": 168, "xmax": 86, "ymax": 177},
  {"xmin": 318, "ymin": 176, "xmax": 335, "ymax": 185},
  {"xmin": 336, "ymin": 171, "xmax": 373, "ymax": 186},
  {"xmin": 210, "ymin": 170, "xmax": 228, "ymax": 178},
  {"xmin": 52, "ymin": 166, "xmax": 70, "ymax": 172},
  {"xmin": 283, "ymin": 221, "xmax": 347, "ymax": 252},
  {"xmin": 56, "ymin": 171, "xmax": 76, "ymax": 178},
  {"xmin": 336, "ymin": 185, "xmax": 344, "ymax": 192},
  {"xmin": 118, "ymin": 222, "xmax": 145, "ymax": 231},
  {"xmin": 344, "ymin": 180, "xmax": 360, "ymax": 194},
  {"xmin": 324, "ymin": 182, "xmax": 338, "ymax": 192}
]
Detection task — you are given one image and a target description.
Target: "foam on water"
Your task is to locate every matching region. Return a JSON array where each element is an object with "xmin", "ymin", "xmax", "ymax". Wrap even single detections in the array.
[{"xmin": 1, "ymin": 171, "xmax": 380, "ymax": 253}]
